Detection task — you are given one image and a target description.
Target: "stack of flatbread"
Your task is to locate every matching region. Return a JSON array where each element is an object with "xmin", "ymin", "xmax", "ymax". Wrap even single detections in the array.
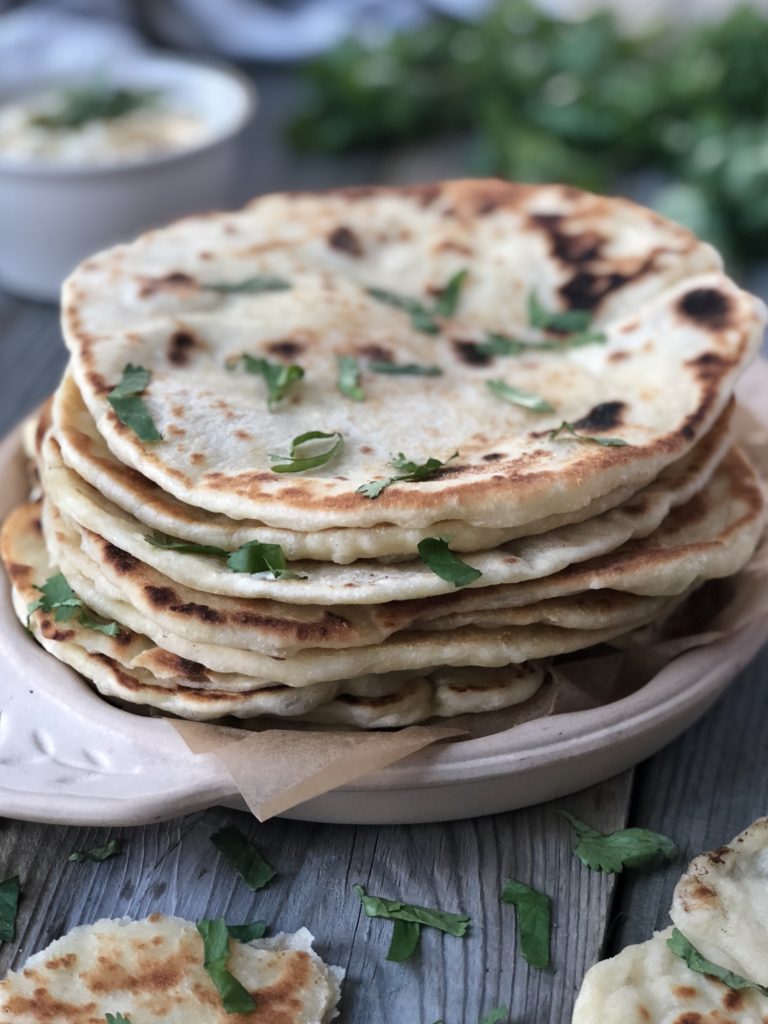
[
  {"xmin": 3, "ymin": 179, "xmax": 766, "ymax": 727},
  {"xmin": 573, "ymin": 818, "xmax": 768, "ymax": 1022}
]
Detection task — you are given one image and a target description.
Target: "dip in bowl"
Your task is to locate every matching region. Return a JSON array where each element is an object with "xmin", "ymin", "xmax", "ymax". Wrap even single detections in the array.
[{"xmin": 0, "ymin": 52, "xmax": 255, "ymax": 302}]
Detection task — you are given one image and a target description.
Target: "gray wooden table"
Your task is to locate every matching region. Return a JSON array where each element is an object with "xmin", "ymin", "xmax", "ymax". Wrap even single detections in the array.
[{"xmin": 0, "ymin": 67, "xmax": 767, "ymax": 1023}]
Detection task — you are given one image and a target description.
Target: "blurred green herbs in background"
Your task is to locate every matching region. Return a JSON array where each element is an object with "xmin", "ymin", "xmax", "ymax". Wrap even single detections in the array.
[{"xmin": 289, "ymin": 1, "xmax": 768, "ymax": 269}]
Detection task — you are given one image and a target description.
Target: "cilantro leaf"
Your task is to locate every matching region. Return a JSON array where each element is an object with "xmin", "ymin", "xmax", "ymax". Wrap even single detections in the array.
[
  {"xmin": 390, "ymin": 452, "xmax": 457, "ymax": 480},
  {"xmin": 357, "ymin": 451, "xmax": 456, "ymax": 499},
  {"xmin": 27, "ymin": 573, "xmax": 120, "ymax": 636},
  {"xmin": 233, "ymin": 354, "xmax": 304, "ymax": 410},
  {"xmin": 0, "ymin": 876, "xmax": 20, "ymax": 943},
  {"xmin": 479, "ymin": 1008, "xmax": 509, "ymax": 1024},
  {"xmin": 27, "ymin": 572, "xmax": 81, "ymax": 623},
  {"xmin": 354, "ymin": 884, "xmax": 469, "ymax": 935},
  {"xmin": 109, "ymin": 365, "xmax": 152, "ymax": 397},
  {"xmin": 144, "ymin": 532, "xmax": 229, "ymax": 558},
  {"xmin": 107, "ymin": 364, "xmax": 162, "ymax": 443},
  {"xmin": 432, "ymin": 269, "xmax": 468, "ymax": 317},
  {"xmin": 528, "ymin": 294, "xmax": 606, "ymax": 348},
  {"xmin": 478, "ymin": 328, "xmax": 605, "ymax": 357},
  {"xmin": 144, "ymin": 532, "xmax": 302, "ymax": 580},
  {"xmin": 337, "ymin": 354, "xmax": 365, "ymax": 401},
  {"xmin": 76, "ymin": 612, "xmax": 121, "ymax": 637},
  {"xmin": 667, "ymin": 928, "xmax": 768, "ymax": 996},
  {"xmin": 197, "ymin": 917, "xmax": 256, "ymax": 1014},
  {"xmin": 270, "ymin": 430, "xmax": 344, "ymax": 473},
  {"xmin": 477, "ymin": 333, "xmax": 532, "ymax": 357},
  {"xmin": 30, "ymin": 84, "xmax": 157, "ymax": 129},
  {"xmin": 386, "ymin": 919, "xmax": 421, "ymax": 962},
  {"xmin": 548, "ymin": 421, "xmax": 629, "ymax": 447},
  {"xmin": 105, "ymin": 1014, "xmax": 132, "ymax": 1024},
  {"xmin": 501, "ymin": 879, "xmax": 551, "ymax": 968},
  {"xmin": 226, "ymin": 921, "xmax": 268, "ymax": 942},
  {"xmin": 68, "ymin": 838, "xmax": 122, "ymax": 863},
  {"xmin": 356, "ymin": 478, "xmax": 391, "ymax": 499},
  {"xmin": 207, "ymin": 276, "xmax": 291, "ymax": 294},
  {"xmin": 367, "ymin": 269, "xmax": 467, "ymax": 334},
  {"xmin": 366, "ymin": 286, "xmax": 440, "ymax": 334},
  {"xmin": 559, "ymin": 811, "xmax": 678, "ymax": 873},
  {"xmin": 556, "ymin": 329, "xmax": 607, "ymax": 349},
  {"xmin": 368, "ymin": 360, "xmax": 442, "ymax": 376},
  {"xmin": 528, "ymin": 292, "xmax": 592, "ymax": 334},
  {"xmin": 417, "ymin": 538, "xmax": 482, "ymax": 587},
  {"xmin": 477, "ymin": 294, "xmax": 605, "ymax": 359},
  {"xmin": 486, "ymin": 379, "xmax": 554, "ymax": 413},
  {"xmin": 226, "ymin": 540, "xmax": 305, "ymax": 580},
  {"xmin": 210, "ymin": 825, "xmax": 277, "ymax": 891}
]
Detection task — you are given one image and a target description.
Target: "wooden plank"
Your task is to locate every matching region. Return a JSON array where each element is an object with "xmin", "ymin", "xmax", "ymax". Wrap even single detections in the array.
[
  {"xmin": 610, "ymin": 645, "xmax": 768, "ymax": 955},
  {"xmin": 0, "ymin": 303, "xmax": 67, "ymax": 435},
  {"xmin": 0, "ymin": 774, "xmax": 632, "ymax": 1022}
]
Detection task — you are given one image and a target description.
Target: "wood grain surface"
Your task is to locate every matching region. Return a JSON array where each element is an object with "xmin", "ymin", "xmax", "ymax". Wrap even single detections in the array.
[
  {"xmin": 0, "ymin": 781, "xmax": 633, "ymax": 1023},
  {"xmin": 0, "ymin": 66, "xmax": 766, "ymax": 1024}
]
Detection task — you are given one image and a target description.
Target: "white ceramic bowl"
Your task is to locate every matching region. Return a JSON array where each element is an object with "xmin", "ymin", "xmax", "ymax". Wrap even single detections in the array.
[{"xmin": 0, "ymin": 53, "xmax": 256, "ymax": 302}]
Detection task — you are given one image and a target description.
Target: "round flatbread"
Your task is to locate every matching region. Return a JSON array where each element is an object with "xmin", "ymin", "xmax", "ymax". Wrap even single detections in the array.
[
  {"xmin": 39, "ymin": 501, "xmax": 670, "ymax": 683},
  {"xmin": 671, "ymin": 818, "xmax": 768, "ymax": 988},
  {"xmin": 51, "ymin": 496, "xmax": 675, "ymax": 656},
  {"xmin": 407, "ymin": 446, "xmax": 765, "ymax": 620},
  {"xmin": 39, "ymin": 406, "xmax": 734, "ymax": 607},
  {"xmin": 0, "ymin": 916, "xmax": 344, "ymax": 1024},
  {"xmin": 3, "ymin": 501, "xmax": 548, "ymax": 724},
  {"xmin": 573, "ymin": 927, "xmax": 768, "ymax": 1023},
  {"xmin": 61, "ymin": 179, "xmax": 764, "ymax": 531},
  {"xmin": 39, "ymin": 443, "xmax": 753, "ymax": 663},
  {"xmin": 12, "ymin": 500, "xmax": 656, "ymax": 687},
  {"xmin": 52, "ymin": 369, "xmax": 661, "ymax": 562}
]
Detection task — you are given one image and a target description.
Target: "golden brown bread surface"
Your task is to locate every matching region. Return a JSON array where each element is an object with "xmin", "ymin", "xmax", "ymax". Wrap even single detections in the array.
[{"xmin": 61, "ymin": 179, "xmax": 765, "ymax": 531}]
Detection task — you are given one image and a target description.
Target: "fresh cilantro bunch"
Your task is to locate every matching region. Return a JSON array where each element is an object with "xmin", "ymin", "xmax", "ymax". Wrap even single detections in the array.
[{"xmin": 289, "ymin": 1, "xmax": 768, "ymax": 267}]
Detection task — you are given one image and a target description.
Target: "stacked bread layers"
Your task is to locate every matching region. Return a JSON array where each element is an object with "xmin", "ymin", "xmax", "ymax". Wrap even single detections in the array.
[{"xmin": 3, "ymin": 180, "xmax": 765, "ymax": 727}]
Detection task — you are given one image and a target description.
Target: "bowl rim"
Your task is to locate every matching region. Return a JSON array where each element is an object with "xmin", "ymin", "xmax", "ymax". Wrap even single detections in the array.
[{"xmin": 0, "ymin": 50, "xmax": 258, "ymax": 180}]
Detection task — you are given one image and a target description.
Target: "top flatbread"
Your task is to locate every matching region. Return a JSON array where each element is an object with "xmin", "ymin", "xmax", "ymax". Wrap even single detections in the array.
[{"xmin": 61, "ymin": 179, "xmax": 765, "ymax": 530}]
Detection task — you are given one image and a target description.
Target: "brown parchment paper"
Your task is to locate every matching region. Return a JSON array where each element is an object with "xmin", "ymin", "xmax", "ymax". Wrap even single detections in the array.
[
  {"xmin": 168, "ymin": 363, "xmax": 768, "ymax": 821},
  {"xmin": 172, "ymin": 722, "xmax": 464, "ymax": 820}
]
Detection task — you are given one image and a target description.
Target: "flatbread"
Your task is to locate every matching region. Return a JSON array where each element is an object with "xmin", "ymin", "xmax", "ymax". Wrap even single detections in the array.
[
  {"xmin": 39, "ymin": 506, "xmax": 669, "ymax": 684},
  {"xmin": 38, "ymin": 443, "xmax": 764, "ymax": 666},
  {"xmin": 43, "ymin": 494, "xmax": 680, "ymax": 657},
  {"xmin": 15, "ymin": 592, "xmax": 548, "ymax": 724},
  {"xmin": 40, "ymin": 403, "xmax": 734, "ymax": 605},
  {"xmin": 407, "ymin": 446, "xmax": 765, "ymax": 620},
  {"xmin": 574, "ymin": 818, "xmax": 768, "ymax": 1022},
  {"xmin": 671, "ymin": 818, "xmax": 768, "ymax": 988},
  {"xmin": 572, "ymin": 926, "xmax": 768, "ymax": 1023},
  {"xmin": 4, "ymin": 502, "xmax": 548, "ymax": 724},
  {"xmin": 2, "ymin": 496, "xmax": 657, "ymax": 686},
  {"xmin": 51, "ymin": 371, "xmax": 730, "ymax": 562},
  {"xmin": 62, "ymin": 179, "xmax": 764, "ymax": 531},
  {"xmin": 0, "ymin": 916, "xmax": 343, "ymax": 1023}
]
